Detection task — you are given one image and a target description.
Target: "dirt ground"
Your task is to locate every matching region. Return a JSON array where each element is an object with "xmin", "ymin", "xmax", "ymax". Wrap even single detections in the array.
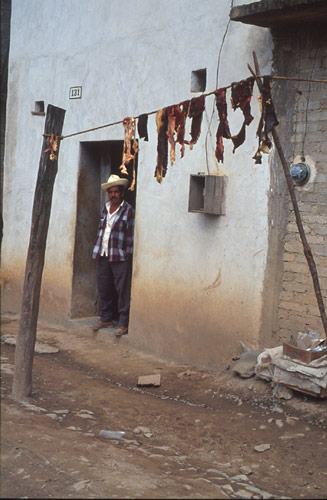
[{"xmin": 1, "ymin": 314, "xmax": 327, "ymax": 499}]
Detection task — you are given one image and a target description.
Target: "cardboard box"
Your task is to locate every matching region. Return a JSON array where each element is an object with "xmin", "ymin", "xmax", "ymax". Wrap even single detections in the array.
[{"xmin": 283, "ymin": 342, "xmax": 327, "ymax": 364}]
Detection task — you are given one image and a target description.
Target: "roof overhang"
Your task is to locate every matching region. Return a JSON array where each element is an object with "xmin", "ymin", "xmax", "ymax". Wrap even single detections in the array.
[{"xmin": 230, "ymin": 0, "xmax": 327, "ymax": 29}]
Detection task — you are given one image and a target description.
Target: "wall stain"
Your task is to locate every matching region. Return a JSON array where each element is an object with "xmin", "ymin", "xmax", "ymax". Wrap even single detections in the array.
[
  {"xmin": 203, "ymin": 269, "xmax": 221, "ymax": 292},
  {"xmin": 129, "ymin": 277, "xmax": 261, "ymax": 368}
]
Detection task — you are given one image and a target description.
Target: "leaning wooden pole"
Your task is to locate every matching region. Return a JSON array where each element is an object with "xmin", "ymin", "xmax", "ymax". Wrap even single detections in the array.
[
  {"xmin": 12, "ymin": 104, "xmax": 66, "ymax": 401},
  {"xmin": 249, "ymin": 53, "xmax": 327, "ymax": 338}
]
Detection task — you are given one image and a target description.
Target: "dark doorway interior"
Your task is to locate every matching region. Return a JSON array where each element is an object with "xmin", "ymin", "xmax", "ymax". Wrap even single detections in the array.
[{"xmin": 71, "ymin": 140, "xmax": 137, "ymax": 319}]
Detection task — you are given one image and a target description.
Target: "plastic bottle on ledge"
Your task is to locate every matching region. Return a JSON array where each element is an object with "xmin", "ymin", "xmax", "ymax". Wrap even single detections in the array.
[{"xmin": 307, "ymin": 329, "xmax": 320, "ymax": 342}]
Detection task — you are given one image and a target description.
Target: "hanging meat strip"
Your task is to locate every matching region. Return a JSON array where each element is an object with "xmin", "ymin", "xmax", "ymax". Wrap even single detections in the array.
[
  {"xmin": 44, "ymin": 134, "xmax": 59, "ymax": 162},
  {"xmin": 167, "ymin": 105, "xmax": 178, "ymax": 166},
  {"xmin": 253, "ymin": 76, "xmax": 279, "ymax": 164},
  {"xmin": 230, "ymin": 76, "xmax": 255, "ymax": 152},
  {"xmin": 119, "ymin": 117, "xmax": 139, "ymax": 191},
  {"xmin": 154, "ymin": 109, "xmax": 168, "ymax": 184},
  {"xmin": 137, "ymin": 113, "xmax": 148, "ymax": 141},
  {"xmin": 175, "ymin": 100, "xmax": 190, "ymax": 158},
  {"xmin": 214, "ymin": 88, "xmax": 231, "ymax": 163},
  {"xmin": 187, "ymin": 95, "xmax": 205, "ymax": 150},
  {"xmin": 231, "ymin": 77, "xmax": 255, "ymax": 125},
  {"xmin": 120, "ymin": 117, "xmax": 137, "ymax": 174}
]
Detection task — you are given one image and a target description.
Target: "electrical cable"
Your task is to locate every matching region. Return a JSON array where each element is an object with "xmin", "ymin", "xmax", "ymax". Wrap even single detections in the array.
[
  {"xmin": 204, "ymin": 0, "xmax": 234, "ymax": 174},
  {"xmin": 292, "ymin": 34, "xmax": 303, "ymax": 162},
  {"xmin": 301, "ymin": 44, "xmax": 319, "ymax": 161}
]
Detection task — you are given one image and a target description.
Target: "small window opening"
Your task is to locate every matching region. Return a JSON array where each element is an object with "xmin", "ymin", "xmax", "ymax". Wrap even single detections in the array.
[
  {"xmin": 31, "ymin": 101, "xmax": 45, "ymax": 116},
  {"xmin": 191, "ymin": 69, "xmax": 207, "ymax": 93},
  {"xmin": 188, "ymin": 173, "xmax": 226, "ymax": 215}
]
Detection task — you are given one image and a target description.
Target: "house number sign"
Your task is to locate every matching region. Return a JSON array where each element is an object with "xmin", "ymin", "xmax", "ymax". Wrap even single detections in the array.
[{"xmin": 69, "ymin": 86, "xmax": 82, "ymax": 99}]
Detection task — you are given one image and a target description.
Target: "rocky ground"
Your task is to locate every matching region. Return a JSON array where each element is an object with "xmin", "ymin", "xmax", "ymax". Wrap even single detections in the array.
[{"xmin": 1, "ymin": 314, "xmax": 327, "ymax": 499}]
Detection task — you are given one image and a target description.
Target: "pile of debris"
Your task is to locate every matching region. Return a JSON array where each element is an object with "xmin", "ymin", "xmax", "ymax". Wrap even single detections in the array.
[
  {"xmin": 232, "ymin": 332, "xmax": 327, "ymax": 398},
  {"xmin": 283, "ymin": 330, "xmax": 326, "ymax": 361}
]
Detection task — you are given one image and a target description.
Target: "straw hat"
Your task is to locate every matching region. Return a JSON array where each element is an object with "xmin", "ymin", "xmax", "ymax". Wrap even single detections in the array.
[{"xmin": 101, "ymin": 174, "xmax": 129, "ymax": 191}]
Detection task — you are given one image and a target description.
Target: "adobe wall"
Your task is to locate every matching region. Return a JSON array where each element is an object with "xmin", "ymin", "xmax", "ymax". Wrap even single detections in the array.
[
  {"xmin": 272, "ymin": 28, "xmax": 327, "ymax": 342},
  {"xmin": 2, "ymin": 0, "xmax": 274, "ymax": 367}
]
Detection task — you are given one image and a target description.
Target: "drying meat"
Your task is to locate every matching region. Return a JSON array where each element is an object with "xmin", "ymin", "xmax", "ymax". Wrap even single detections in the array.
[
  {"xmin": 167, "ymin": 105, "xmax": 178, "ymax": 166},
  {"xmin": 231, "ymin": 77, "xmax": 255, "ymax": 125},
  {"xmin": 231, "ymin": 122, "xmax": 246, "ymax": 152},
  {"xmin": 119, "ymin": 117, "xmax": 138, "ymax": 173},
  {"xmin": 214, "ymin": 88, "xmax": 231, "ymax": 163},
  {"xmin": 44, "ymin": 134, "xmax": 59, "ymax": 162},
  {"xmin": 187, "ymin": 95, "xmax": 205, "ymax": 150},
  {"xmin": 166, "ymin": 103, "xmax": 190, "ymax": 165},
  {"xmin": 119, "ymin": 117, "xmax": 139, "ymax": 191},
  {"xmin": 230, "ymin": 77, "xmax": 255, "ymax": 152},
  {"xmin": 253, "ymin": 76, "xmax": 279, "ymax": 164},
  {"xmin": 176, "ymin": 100, "xmax": 190, "ymax": 158},
  {"xmin": 154, "ymin": 109, "xmax": 168, "ymax": 184},
  {"xmin": 137, "ymin": 114, "xmax": 148, "ymax": 141}
]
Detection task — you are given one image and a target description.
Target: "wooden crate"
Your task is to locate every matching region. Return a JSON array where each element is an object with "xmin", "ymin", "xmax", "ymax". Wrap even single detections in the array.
[{"xmin": 188, "ymin": 174, "xmax": 226, "ymax": 215}]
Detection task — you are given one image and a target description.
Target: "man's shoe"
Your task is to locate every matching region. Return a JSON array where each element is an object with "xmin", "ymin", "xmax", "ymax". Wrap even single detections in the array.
[
  {"xmin": 115, "ymin": 325, "xmax": 128, "ymax": 337},
  {"xmin": 92, "ymin": 320, "xmax": 113, "ymax": 332}
]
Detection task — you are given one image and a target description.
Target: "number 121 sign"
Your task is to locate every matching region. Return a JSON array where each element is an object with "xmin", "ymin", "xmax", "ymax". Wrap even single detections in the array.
[{"xmin": 69, "ymin": 87, "xmax": 82, "ymax": 99}]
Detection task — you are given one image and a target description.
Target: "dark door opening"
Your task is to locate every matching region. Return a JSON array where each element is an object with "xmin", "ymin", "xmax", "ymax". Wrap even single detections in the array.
[{"xmin": 71, "ymin": 140, "xmax": 137, "ymax": 319}]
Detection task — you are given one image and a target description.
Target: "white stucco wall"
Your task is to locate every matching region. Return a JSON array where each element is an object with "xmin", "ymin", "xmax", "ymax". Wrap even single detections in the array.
[{"xmin": 2, "ymin": 0, "xmax": 273, "ymax": 366}]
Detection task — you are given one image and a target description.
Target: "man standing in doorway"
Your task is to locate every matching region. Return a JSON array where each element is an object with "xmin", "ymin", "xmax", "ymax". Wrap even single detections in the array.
[{"xmin": 92, "ymin": 174, "xmax": 135, "ymax": 337}]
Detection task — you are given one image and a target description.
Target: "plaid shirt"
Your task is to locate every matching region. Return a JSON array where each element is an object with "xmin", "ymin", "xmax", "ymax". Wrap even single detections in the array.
[{"xmin": 92, "ymin": 200, "xmax": 135, "ymax": 261}]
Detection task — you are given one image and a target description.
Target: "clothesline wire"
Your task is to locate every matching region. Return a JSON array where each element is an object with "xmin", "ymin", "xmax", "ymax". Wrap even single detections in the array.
[{"xmin": 56, "ymin": 74, "xmax": 327, "ymax": 141}]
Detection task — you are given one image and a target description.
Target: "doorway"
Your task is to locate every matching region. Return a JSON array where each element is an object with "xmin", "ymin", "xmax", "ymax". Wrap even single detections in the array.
[{"xmin": 71, "ymin": 140, "xmax": 137, "ymax": 318}]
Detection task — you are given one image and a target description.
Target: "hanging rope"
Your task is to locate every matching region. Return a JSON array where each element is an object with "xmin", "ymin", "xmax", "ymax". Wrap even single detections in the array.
[
  {"xmin": 43, "ymin": 74, "xmax": 327, "ymax": 142},
  {"xmin": 269, "ymin": 75, "xmax": 327, "ymax": 84}
]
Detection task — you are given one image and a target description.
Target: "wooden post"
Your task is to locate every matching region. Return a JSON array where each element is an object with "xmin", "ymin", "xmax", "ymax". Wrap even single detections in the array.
[
  {"xmin": 249, "ymin": 53, "xmax": 327, "ymax": 338},
  {"xmin": 12, "ymin": 104, "xmax": 66, "ymax": 401}
]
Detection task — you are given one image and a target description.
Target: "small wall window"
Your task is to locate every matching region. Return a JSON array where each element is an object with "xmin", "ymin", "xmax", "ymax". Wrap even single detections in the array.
[
  {"xmin": 31, "ymin": 101, "xmax": 45, "ymax": 116},
  {"xmin": 191, "ymin": 69, "xmax": 207, "ymax": 93}
]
